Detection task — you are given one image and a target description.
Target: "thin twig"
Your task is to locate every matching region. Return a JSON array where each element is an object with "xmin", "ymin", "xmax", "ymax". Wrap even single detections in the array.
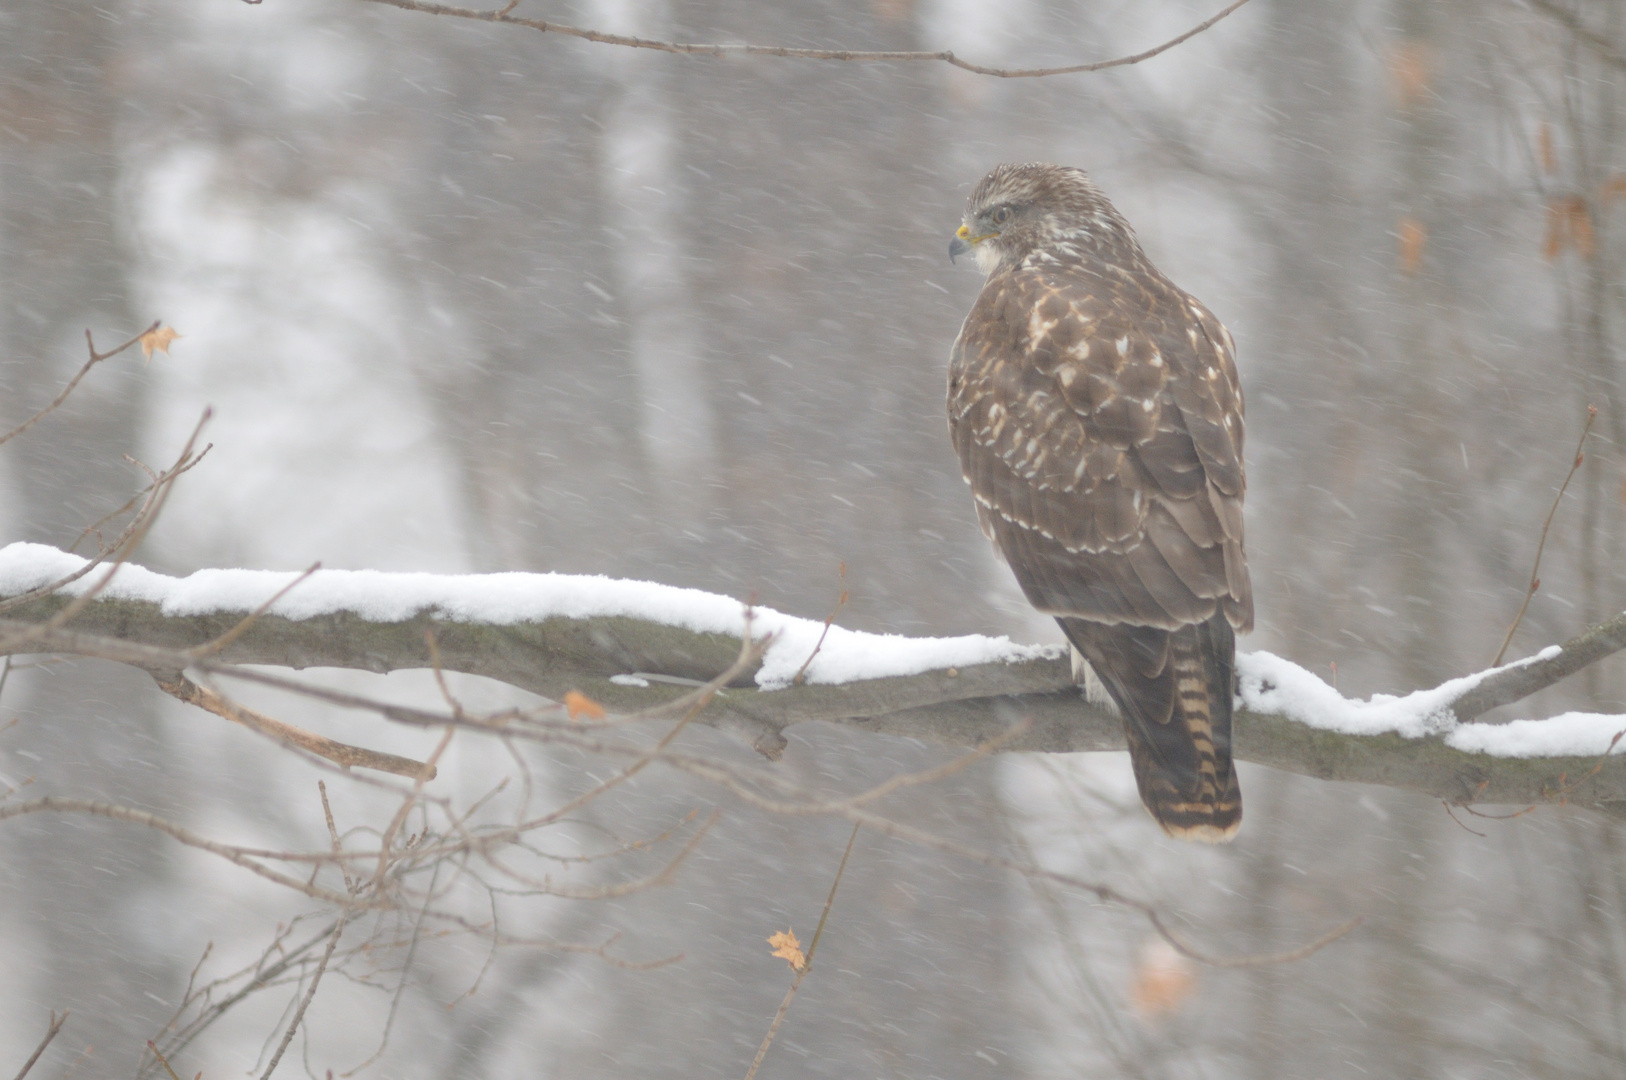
[
  {"xmin": 792, "ymin": 563, "xmax": 847, "ymax": 686},
  {"xmin": 339, "ymin": 863, "xmax": 439, "ymax": 1077},
  {"xmin": 1492, "ymin": 405, "xmax": 1595, "ymax": 667},
  {"xmin": 66, "ymin": 444, "xmax": 213, "ymax": 556},
  {"xmin": 1145, "ymin": 911, "xmax": 1364, "ymax": 970},
  {"xmin": 10, "ymin": 1011, "xmax": 68, "ymax": 1080},
  {"xmin": 0, "ymin": 408, "xmax": 211, "ymax": 623},
  {"xmin": 0, "ymin": 321, "xmax": 158, "ymax": 449},
  {"xmin": 150, "ymin": 670, "xmax": 435, "ymax": 779},
  {"xmin": 320, "ymin": 781, "xmax": 357, "ymax": 895},
  {"xmin": 352, "ymin": 0, "xmax": 1254, "ymax": 79},
  {"xmin": 1463, "ymin": 803, "xmax": 1536, "ymax": 822},
  {"xmin": 1442, "ymin": 801, "xmax": 1488, "ymax": 837},
  {"xmin": 369, "ymin": 726, "xmax": 455, "ymax": 893},
  {"xmin": 260, "ymin": 911, "xmax": 348, "ymax": 1079},
  {"xmin": 423, "ymin": 627, "xmax": 467, "ymax": 720},
  {"xmin": 145, "ymin": 919, "xmax": 353, "ymax": 1073},
  {"xmin": 512, "ymin": 616, "xmax": 770, "ymax": 832},
  {"xmin": 144, "ymin": 1041, "xmax": 183, "ymax": 1080},
  {"xmin": 803, "ymin": 824, "xmax": 859, "ymax": 969},
  {"xmin": 41, "ymin": 412, "xmax": 210, "ymax": 625},
  {"xmin": 0, "ymin": 797, "xmax": 361, "ymax": 906},
  {"xmin": 743, "ymin": 823, "xmax": 860, "ymax": 1080},
  {"xmin": 479, "ymin": 810, "xmax": 719, "ymax": 900},
  {"xmin": 1542, "ymin": 728, "xmax": 1626, "ymax": 803}
]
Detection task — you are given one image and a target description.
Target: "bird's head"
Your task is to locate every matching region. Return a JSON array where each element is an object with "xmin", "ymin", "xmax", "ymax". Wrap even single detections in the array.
[{"xmin": 949, "ymin": 162, "xmax": 1134, "ymax": 275}]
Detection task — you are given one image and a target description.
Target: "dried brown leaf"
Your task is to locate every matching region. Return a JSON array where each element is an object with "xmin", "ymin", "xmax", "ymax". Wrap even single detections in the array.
[
  {"xmin": 138, "ymin": 325, "xmax": 181, "ymax": 363},
  {"xmin": 562, "ymin": 690, "xmax": 606, "ymax": 721},
  {"xmin": 767, "ymin": 929, "xmax": 805, "ymax": 972}
]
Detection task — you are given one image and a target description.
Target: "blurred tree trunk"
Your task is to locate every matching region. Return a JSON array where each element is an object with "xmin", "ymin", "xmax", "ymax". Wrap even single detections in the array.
[{"xmin": 0, "ymin": 0, "xmax": 174, "ymax": 1058}]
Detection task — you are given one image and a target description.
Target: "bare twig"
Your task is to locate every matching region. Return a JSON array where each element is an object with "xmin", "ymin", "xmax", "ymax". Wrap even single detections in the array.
[
  {"xmin": 743, "ymin": 823, "xmax": 860, "ymax": 1080},
  {"xmin": 423, "ymin": 627, "xmax": 467, "ymax": 720},
  {"xmin": 369, "ymin": 726, "xmax": 455, "ymax": 893},
  {"xmin": 0, "ymin": 322, "xmax": 158, "ymax": 449},
  {"xmin": 512, "ymin": 616, "xmax": 770, "ymax": 833},
  {"xmin": 0, "ymin": 797, "xmax": 360, "ymax": 905},
  {"xmin": 0, "ymin": 407, "xmax": 211, "ymax": 621},
  {"xmin": 351, "ymin": 0, "xmax": 1254, "ymax": 79},
  {"xmin": 260, "ymin": 911, "xmax": 348, "ymax": 1079},
  {"xmin": 66, "ymin": 444, "xmax": 213, "ymax": 556},
  {"xmin": 320, "ymin": 781, "xmax": 357, "ymax": 895},
  {"xmin": 792, "ymin": 563, "xmax": 847, "ymax": 686},
  {"xmin": 144, "ymin": 1041, "xmax": 183, "ymax": 1080},
  {"xmin": 10, "ymin": 1011, "xmax": 68, "ymax": 1080},
  {"xmin": 1442, "ymin": 801, "xmax": 1488, "ymax": 837},
  {"xmin": 340, "ymin": 860, "xmax": 443, "ymax": 1077},
  {"xmin": 1492, "ymin": 405, "xmax": 1595, "ymax": 666},
  {"xmin": 1144, "ymin": 911, "xmax": 1363, "ymax": 970},
  {"xmin": 149, "ymin": 670, "xmax": 435, "ymax": 779}
]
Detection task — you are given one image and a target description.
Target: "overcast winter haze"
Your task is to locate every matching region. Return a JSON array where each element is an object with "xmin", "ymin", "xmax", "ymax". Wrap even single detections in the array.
[{"xmin": 3, "ymin": 0, "xmax": 1626, "ymax": 1076}]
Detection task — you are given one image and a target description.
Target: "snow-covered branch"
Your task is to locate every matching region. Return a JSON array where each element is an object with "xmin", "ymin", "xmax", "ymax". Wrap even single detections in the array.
[{"xmin": 2, "ymin": 543, "xmax": 1623, "ymax": 815}]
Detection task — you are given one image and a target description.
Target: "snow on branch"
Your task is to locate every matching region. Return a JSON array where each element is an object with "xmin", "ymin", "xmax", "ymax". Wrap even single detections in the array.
[{"xmin": 1, "ymin": 543, "xmax": 1624, "ymax": 814}]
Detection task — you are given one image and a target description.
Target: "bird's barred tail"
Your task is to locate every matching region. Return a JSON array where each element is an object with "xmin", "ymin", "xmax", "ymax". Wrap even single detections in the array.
[{"xmin": 1059, "ymin": 613, "xmax": 1242, "ymax": 842}]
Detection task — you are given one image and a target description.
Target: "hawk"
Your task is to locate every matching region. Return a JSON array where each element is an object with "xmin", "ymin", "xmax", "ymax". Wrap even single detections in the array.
[{"xmin": 947, "ymin": 163, "xmax": 1252, "ymax": 842}]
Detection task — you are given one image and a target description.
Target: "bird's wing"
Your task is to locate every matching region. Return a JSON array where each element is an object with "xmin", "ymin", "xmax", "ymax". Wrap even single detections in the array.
[{"xmin": 948, "ymin": 264, "xmax": 1252, "ymax": 633}]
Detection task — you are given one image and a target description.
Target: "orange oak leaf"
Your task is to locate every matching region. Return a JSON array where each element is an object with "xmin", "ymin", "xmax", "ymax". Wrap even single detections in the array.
[
  {"xmin": 138, "ymin": 325, "xmax": 181, "ymax": 363},
  {"xmin": 562, "ymin": 690, "xmax": 606, "ymax": 721},
  {"xmin": 767, "ymin": 929, "xmax": 805, "ymax": 972}
]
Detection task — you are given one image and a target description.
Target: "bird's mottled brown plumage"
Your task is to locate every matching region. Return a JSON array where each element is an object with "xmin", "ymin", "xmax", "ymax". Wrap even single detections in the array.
[{"xmin": 947, "ymin": 163, "xmax": 1252, "ymax": 841}]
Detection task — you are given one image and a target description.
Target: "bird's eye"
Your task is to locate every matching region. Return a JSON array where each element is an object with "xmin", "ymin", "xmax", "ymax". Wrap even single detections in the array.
[{"xmin": 990, "ymin": 205, "xmax": 1014, "ymax": 227}]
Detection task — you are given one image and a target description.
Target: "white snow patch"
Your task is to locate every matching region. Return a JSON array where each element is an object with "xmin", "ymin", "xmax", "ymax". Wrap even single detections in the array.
[
  {"xmin": 1447, "ymin": 714, "xmax": 1626, "ymax": 759},
  {"xmin": 1238, "ymin": 644, "xmax": 1626, "ymax": 758},
  {"xmin": 1237, "ymin": 650, "xmax": 1510, "ymax": 739},
  {"xmin": 0, "ymin": 544, "xmax": 1057, "ymax": 689}
]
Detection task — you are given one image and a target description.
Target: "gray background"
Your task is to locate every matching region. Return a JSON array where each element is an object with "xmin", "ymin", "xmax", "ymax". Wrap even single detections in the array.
[{"xmin": 2, "ymin": 0, "xmax": 1624, "ymax": 1076}]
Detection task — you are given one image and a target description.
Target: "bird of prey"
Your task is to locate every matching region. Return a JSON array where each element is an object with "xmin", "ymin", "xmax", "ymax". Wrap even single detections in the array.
[{"xmin": 947, "ymin": 163, "xmax": 1252, "ymax": 841}]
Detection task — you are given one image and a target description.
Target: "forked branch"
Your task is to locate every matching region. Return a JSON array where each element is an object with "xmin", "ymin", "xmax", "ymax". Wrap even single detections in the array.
[{"xmin": 351, "ymin": 0, "xmax": 1254, "ymax": 80}]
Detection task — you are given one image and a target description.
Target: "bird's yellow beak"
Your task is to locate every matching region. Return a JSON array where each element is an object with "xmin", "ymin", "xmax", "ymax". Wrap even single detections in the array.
[{"xmin": 949, "ymin": 223, "xmax": 996, "ymax": 264}]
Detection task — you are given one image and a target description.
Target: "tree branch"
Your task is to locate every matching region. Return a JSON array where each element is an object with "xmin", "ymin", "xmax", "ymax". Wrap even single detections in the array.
[
  {"xmin": 146, "ymin": 668, "xmax": 435, "ymax": 779},
  {"xmin": 349, "ymin": 0, "xmax": 1254, "ymax": 80},
  {"xmin": 3, "ymin": 567, "xmax": 1625, "ymax": 814},
  {"xmin": 10, "ymin": 1011, "xmax": 68, "ymax": 1080}
]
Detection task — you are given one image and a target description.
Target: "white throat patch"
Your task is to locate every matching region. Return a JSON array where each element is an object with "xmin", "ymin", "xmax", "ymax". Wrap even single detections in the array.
[{"xmin": 973, "ymin": 240, "xmax": 1003, "ymax": 276}]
